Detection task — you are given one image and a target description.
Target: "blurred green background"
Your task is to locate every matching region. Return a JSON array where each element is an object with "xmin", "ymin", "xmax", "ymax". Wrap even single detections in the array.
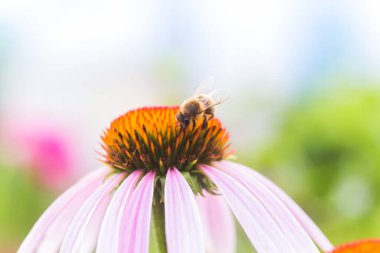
[
  {"xmin": 1, "ymin": 0, "xmax": 380, "ymax": 252},
  {"xmin": 238, "ymin": 83, "xmax": 380, "ymax": 252}
]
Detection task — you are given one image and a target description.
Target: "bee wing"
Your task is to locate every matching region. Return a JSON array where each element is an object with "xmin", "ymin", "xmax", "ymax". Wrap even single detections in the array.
[
  {"xmin": 196, "ymin": 88, "xmax": 230, "ymax": 115},
  {"xmin": 208, "ymin": 88, "xmax": 230, "ymax": 104},
  {"xmin": 192, "ymin": 76, "xmax": 230, "ymax": 114},
  {"xmin": 192, "ymin": 76, "xmax": 215, "ymax": 96}
]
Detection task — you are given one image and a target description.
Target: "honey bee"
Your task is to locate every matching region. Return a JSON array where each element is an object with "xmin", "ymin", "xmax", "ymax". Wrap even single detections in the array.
[{"xmin": 176, "ymin": 77, "xmax": 229, "ymax": 130}]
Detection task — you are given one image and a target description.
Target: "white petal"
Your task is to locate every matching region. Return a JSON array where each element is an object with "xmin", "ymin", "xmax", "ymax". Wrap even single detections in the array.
[
  {"xmin": 117, "ymin": 171, "xmax": 155, "ymax": 253},
  {"xmin": 59, "ymin": 173, "xmax": 125, "ymax": 253},
  {"xmin": 96, "ymin": 170, "xmax": 142, "ymax": 252},
  {"xmin": 213, "ymin": 162, "xmax": 319, "ymax": 253},
  {"xmin": 196, "ymin": 192, "xmax": 236, "ymax": 253},
  {"xmin": 220, "ymin": 161, "xmax": 334, "ymax": 252},
  {"xmin": 202, "ymin": 165, "xmax": 293, "ymax": 253},
  {"xmin": 18, "ymin": 168, "xmax": 109, "ymax": 253},
  {"xmin": 165, "ymin": 168, "xmax": 205, "ymax": 253}
]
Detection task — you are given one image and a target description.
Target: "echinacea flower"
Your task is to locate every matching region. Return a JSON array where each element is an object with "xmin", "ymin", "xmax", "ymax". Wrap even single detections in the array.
[{"xmin": 19, "ymin": 106, "xmax": 336, "ymax": 253}]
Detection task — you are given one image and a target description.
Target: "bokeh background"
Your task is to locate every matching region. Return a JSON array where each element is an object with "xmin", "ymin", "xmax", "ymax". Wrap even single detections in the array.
[{"xmin": 1, "ymin": 0, "xmax": 380, "ymax": 252}]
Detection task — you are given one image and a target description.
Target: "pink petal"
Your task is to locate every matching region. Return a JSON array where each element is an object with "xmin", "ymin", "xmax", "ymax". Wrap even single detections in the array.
[
  {"xmin": 79, "ymin": 191, "xmax": 113, "ymax": 252},
  {"xmin": 202, "ymin": 165, "xmax": 295, "ymax": 253},
  {"xmin": 36, "ymin": 199, "xmax": 87, "ymax": 252},
  {"xmin": 212, "ymin": 162, "xmax": 319, "ymax": 253},
  {"xmin": 220, "ymin": 161, "xmax": 334, "ymax": 252},
  {"xmin": 196, "ymin": 192, "xmax": 236, "ymax": 253},
  {"xmin": 117, "ymin": 171, "xmax": 155, "ymax": 253},
  {"xmin": 96, "ymin": 170, "xmax": 142, "ymax": 252},
  {"xmin": 59, "ymin": 172, "xmax": 125, "ymax": 253},
  {"xmin": 165, "ymin": 168, "xmax": 205, "ymax": 253},
  {"xmin": 18, "ymin": 168, "xmax": 109, "ymax": 253}
]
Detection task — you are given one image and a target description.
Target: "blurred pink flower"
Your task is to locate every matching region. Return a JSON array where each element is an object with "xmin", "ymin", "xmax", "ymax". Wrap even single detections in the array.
[{"xmin": 0, "ymin": 115, "xmax": 77, "ymax": 190}]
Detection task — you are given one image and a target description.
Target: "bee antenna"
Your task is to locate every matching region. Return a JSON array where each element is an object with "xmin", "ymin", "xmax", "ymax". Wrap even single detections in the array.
[{"xmin": 196, "ymin": 101, "xmax": 224, "ymax": 115}]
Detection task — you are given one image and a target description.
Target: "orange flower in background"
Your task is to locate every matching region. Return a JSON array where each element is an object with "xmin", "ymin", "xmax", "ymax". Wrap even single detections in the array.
[{"xmin": 330, "ymin": 239, "xmax": 380, "ymax": 253}]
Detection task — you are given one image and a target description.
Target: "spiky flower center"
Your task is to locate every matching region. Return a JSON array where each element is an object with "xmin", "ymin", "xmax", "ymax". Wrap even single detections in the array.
[{"xmin": 101, "ymin": 106, "xmax": 231, "ymax": 194}]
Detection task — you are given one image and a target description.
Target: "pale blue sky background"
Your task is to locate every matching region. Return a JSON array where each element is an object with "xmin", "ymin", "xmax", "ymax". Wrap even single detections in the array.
[{"xmin": 1, "ymin": 0, "xmax": 380, "ymax": 171}]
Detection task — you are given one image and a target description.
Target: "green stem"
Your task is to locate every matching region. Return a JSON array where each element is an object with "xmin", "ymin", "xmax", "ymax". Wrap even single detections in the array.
[{"xmin": 152, "ymin": 199, "xmax": 167, "ymax": 253}]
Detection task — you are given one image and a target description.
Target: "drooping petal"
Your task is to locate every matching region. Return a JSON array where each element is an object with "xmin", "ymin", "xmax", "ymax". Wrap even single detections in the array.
[
  {"xmin": 78, "ymin": 191, "xmax": 113, "ymax": 253},
  {"xmin": 202, "ymin": 165, "xmax": 295, "ymax": 253},
  {"xmin": 196, "ymin": 192, "xmax": 236, "ymax": 253},
  {"xmin": 96, "ymin": 170, "xmax": 142, "ymax": 252},
  {"xmin": 59, "ymin": 172, "xmax": 125, "ymax": 253},
  {"xmin": 165, "ymin": 168, "xmax": 205, "ymax": 253},
  {"xmin": 36, "ymin": 205, "xmax": 80, "ymax": 252},
  {"xmin": 220, "ymin": 161, "xmax": 334, "ymax": 252},
  {"xmin": 117, "ymin": 171, "xmax": 155, "ymax": 253},
  {"xmin": 18, "ymin": 168, "xmax": 109, "ymax": 253},
  {"xmin": 212, "ymin": 162, "xmax": 319, "ymax": 253},
  {"xmin": 37, "ymin": 191, "xmax": 110, "ymax": 253}
]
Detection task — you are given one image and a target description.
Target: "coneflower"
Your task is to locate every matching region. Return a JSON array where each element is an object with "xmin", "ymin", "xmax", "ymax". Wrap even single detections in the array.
[{"xmin": 18, "ymin": 106, "xmax": 335, "ymax": 253}]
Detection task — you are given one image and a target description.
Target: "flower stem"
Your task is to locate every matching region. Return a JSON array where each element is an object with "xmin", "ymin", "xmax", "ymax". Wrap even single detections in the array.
[{"xmin": 152, "ymin": 199, "xmax": 167, "ymax": 253}]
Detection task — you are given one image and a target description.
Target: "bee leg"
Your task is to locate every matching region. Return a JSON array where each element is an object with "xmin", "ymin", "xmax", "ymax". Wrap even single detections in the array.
[
  {"xmin": 202, "ymin": 114, "xmax": 214, "ymax": 129},
  {"xmin": 202, "ymin": 115, "xmax": 208, "ymax": 129},
  {"xmin": 192, "ymin": 119, "xmax": 197, "ymax": 129}
]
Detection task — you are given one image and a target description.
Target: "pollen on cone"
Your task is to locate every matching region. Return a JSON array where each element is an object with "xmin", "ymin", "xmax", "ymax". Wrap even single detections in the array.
[{"xmin": 101, "ymin": 106, "xmax": 231, "ymax": 175}]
